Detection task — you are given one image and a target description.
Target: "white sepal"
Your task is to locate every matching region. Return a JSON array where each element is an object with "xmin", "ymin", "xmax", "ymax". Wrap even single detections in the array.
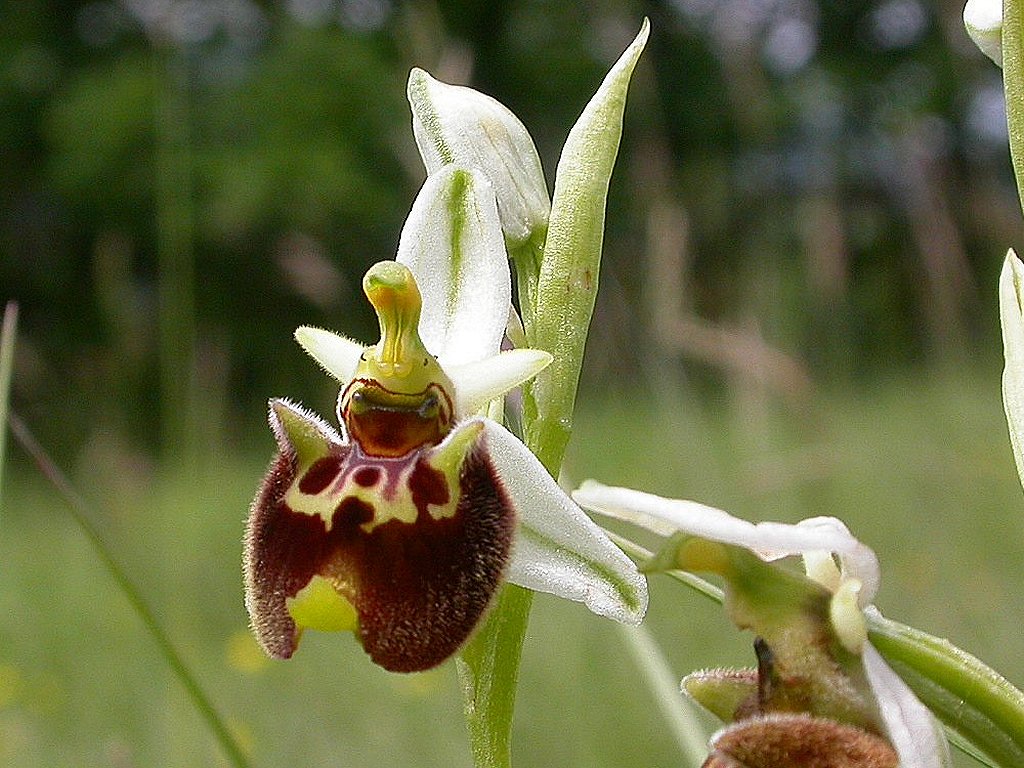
[
  {"xmin": 397, "ymin": 165, "xmax": 511, "ymax": 367},
  {"xmin": 574, "ymin": 481, "xmax": 877, "ymax": 594},
  {"xmin": 481, "ymin": 422, "xmax": 648, "ymax": 624},
  {"xmin": 1000, "ymin": 250, "xmax": 1024, "ymax": 493}
]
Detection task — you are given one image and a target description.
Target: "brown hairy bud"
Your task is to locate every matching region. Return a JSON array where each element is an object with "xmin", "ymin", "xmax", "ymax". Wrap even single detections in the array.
[{"xmin": 704, "ymin": 713, "xmax": 898, "ymax": 768}]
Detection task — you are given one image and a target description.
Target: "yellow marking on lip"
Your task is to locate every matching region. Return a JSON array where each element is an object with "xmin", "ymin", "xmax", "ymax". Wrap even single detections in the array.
[{"xmin": 287, "ymin": 576, "xmax": 358, "ymax": 633}]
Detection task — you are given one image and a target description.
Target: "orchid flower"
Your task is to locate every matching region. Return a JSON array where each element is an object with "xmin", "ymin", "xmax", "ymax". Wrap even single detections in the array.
[
  {"xmin": 573, "ymin": 482, "xmax": 951, "ymax": 768},
  {"xmin": 243, "ymin": 166, "xmax": 647, "ymax": 673}
]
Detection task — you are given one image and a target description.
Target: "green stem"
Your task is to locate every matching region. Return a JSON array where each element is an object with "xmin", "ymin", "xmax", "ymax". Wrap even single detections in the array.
[
  {"xmin": 8, "ymin": 413, "xmax": 250, "ymax": 768},
  {"xmin": 457, "ymin": 24, "xmax": 649, "ymax": 768},
  {"xmin": 454, "ymin": 394, "xmax": 560, "ymax": 768},
  {"xmin": 616, "ymin": 622, "xmax": 709, "ymax": 766},
  {"xmin": 456, "ymin": 585, "xmax": 534, "ymax": 768},
  {"xmin": 0, "ymin": 302, "xmax": 17, "ymax": 516}
]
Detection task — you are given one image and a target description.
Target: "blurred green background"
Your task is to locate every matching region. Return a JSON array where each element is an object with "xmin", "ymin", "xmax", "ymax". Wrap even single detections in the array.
[{"xmin": 2, "ymin": 0, "xmax": 1024, "ymax": 766}]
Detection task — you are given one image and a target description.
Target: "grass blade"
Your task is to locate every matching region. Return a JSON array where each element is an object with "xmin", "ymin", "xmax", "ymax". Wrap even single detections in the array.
[
  {"xmin": 616, "ymin": 622, "xmax": 710, "ymax": 766},
  {"xmin": 0, "ymin": 301, "xmax": 17, "ymax": 515},
  {"xmin": 8, "ymin": 412, "xmax": 251, "ymax": 768}
]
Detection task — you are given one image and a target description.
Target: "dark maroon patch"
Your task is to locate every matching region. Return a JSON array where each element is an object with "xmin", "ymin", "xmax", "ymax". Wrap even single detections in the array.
[
  {"xmin": 246, "ymin": 425, "xmax": 515, "ymax": 672},
  {"xmin": 347, "ymin": 448, "xmax": 515, "ymax": 672},
  {"xmin": 353, "ymin": 466, "xmax": 381, "ymax": 487},
  {"xmin": 408, "ymin": 460, "xmax": 450, "ymax": 516},
  {"xmin": 299, "ymin": 455, "xmax": 343, "ymax": 495},
  {"xmin": 245, "ymin": 447, "xmax": 341, "ymax": 659},
  {"xmin": 335, "ymin": 497, "xmax": 375, "ymax": 528}
]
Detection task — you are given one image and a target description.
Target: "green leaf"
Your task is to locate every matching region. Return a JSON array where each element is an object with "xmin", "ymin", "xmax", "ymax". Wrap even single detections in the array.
[
  {"xmin": 8, "ymin": 416, "xmax": 251, "ymax": 768},
  {"xmin": 868, "ymin": 613, "xmax": 1024, "ymax": 768}
]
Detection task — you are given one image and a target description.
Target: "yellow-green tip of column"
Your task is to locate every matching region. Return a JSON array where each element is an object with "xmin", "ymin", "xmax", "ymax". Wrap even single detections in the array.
[{"xmin": 359, "ymin": 261, "xmax": 453, "ymax": 397}]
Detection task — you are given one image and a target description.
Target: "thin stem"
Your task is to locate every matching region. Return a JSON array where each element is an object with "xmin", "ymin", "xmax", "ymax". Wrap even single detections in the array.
[
  {"xmin": 456, "ymin": 585, "xmax": 534, "ymax": 768},
  {"xmin": 0, "ymin": 301, "xmax": 17, "ymax": 515},
  {"xmin": 456, "ymin": 26, "xmax": 648, "ymax": 768},
  {"xmin": 616, "ymin": 622, "xmax": 709, "ymax": 766},
  {"xmin": 8, "ymin": 413, "xmax": 250, "ymax": 768}
]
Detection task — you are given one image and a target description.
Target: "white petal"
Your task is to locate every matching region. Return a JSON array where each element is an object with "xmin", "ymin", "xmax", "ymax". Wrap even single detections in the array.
[
  {"xmin": 481, "ymin": 422, "xmax": 648, "ymax": 624},
  {"xmin": 795, "ymin": 517, "xmax": 880, "ymax": 605},
  {"xmin": 862, "ymin": 643, "xmax": 952, "ymax": 768},
  {"xmin": 1000, "ymin": 250, "xmax": 1024, "ymax": 492},
  {"xmin": 294, "ymin": 326, "xmax": 366, "ymax": 384},
  {"xmin": 408, "ymin": 68, "xmax": 550, "ymax": 245},
  {"xmin": 397, "ymin": 166, "xmax": 511, "ymax": 366},
  {"xmin": 964, "ymin": 0, "xmax": 1002, "ymax": 66},
  {"xmin": 575, "ymin": 482, "xmax": 865, "ymax": 560},
  {"xmin": 448, "ymin": 348, "xmax": 552, "ymax": 417},
  {"xmin": 572, "ymin": 481, "xmax": 681, "ymax": 537}
]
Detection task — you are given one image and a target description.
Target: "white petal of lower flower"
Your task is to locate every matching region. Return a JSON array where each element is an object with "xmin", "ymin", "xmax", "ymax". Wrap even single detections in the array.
[
  {"xmin": 795, "ymin": 517, "xmax": 880, "ymax": 605},
  {"xmin": 483, "ymin": 424, "xmax": 648, "ymax": 624},
  {"xmin": 1000, "ymin": 250, "xmax": 1024, "ymax": 492},
  {"xmin": 862, "ymin": 642, "xmax": 952, "ymax": 768},
  {"xmin": 396, "ymin": 165, "xmax": 511, "ymax": 367},
  {"xmin": 574, "ymin": 482, "xmax": 866, "ymax": 561}
]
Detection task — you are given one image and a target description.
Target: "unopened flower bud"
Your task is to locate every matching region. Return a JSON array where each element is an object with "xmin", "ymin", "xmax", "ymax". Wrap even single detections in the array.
[
  {"xmin": 407, "ymin": 68, "xmax": 550, "ymax": 246},
  {"xmin": 706, "ymin": 714, "xmax": 897, "ymax": 768}
]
